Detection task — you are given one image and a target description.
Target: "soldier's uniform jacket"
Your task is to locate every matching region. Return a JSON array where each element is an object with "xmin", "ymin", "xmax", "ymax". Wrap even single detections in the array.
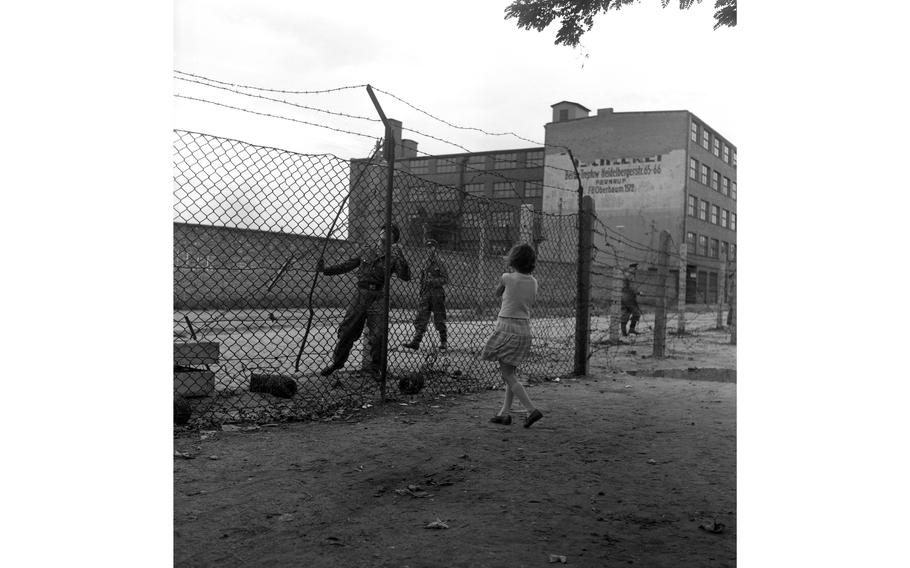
[
  {"xmin": 323, "ymin": 243, "xmax": 411, "ymax": 287},
  {"xmin": 621, "ymin": 273, "xmax": 639, "ymax": 306},
  {"xmin": 418, "ymin": 256, "xmax": 448, "ymax": 295}
]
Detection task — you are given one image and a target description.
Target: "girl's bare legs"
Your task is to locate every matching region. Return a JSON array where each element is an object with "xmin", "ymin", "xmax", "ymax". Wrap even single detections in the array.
[
  {"xmin": 499, "ymin": 362, "xmax": 536, "ymax": 413},
  {"xmin": 497, "ymin": 382, "xmax": 514, "ymax": 416}
]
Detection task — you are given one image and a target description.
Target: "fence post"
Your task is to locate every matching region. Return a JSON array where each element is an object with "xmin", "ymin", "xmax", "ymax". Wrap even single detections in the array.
[
  {"xmin": 652, "ymin": 231, "xmax": 671, "ymax": 358},
  {"xmin": 574, "ymin": 196, "xmax": 594, "ymax": 376},
  {"xmin": 677, "ymin": 243, "xmax": 687, "ymax": 335},
  {"xmin": 366, "ymin": 85, "xmax": 395, "ymax": 401},
  {"xmin": 609, "ymin": 264, "xmax": 622, "ymax": 341},
  {"xmin": 716, "ymin": 259, "xmax": 727, "ymax": 328},
  {"xmin": 729, "ymin": 267, "xmax": 737, "ymax": 345}
]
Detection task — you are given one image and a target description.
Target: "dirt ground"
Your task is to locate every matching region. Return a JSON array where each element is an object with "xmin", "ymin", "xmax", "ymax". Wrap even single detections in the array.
[{"xmin": 174, "ymin": 327, "xmax": 736, "ymax": 567}]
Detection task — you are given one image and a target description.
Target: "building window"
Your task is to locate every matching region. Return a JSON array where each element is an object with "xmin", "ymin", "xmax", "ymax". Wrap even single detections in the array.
[
  {"xmin": 700, "ymin": 164, "xmax": 709, "ymax": 185},
  {"xmin": 731, "ymin": 212, "xmax": 736, "ymax": 231},
  {"xmin": 525, "ymin": 151, "xmax": 544, "ymax": 167},
  {"xmin": 731, "ymin": 181, "xmax": 737, "ymax": 200},
  {"xmin": 698, "ymin": 199, "xmax": 708, "ymax": 221},
  {"xmin": 710, "ymin": 205, "xmax": 719, "ymax": 224},
  {"xmin": 686, "ymin": 232, "xmax": 696, "ymax": 255},
  {"xmin": 687, "ymin": 195, "xmax": 697, "ymax": 217},
  {"xmin": 720, "ymin": 241, "xmax": 728, "ymax": 260},
  {"xmin": 690, "ymin": 121, "xmax": 698, "ymax": 142},
  {"xmin": 689, "ymin": 158, "xmax": 698, "ymax": 180},
  {"xmin": 721, "ymin": 176, "xmax": 729, "ymax": 196},
  {"xmin": 410, "ymin": 159, "xmax": 429, "ymax": 174},
  {"xmin": 524, "ymin": 181, "xmax": 543, "ymax": 197},
  {"xmin": 494, "ymin": 153, "xmax": 517, "ymax": 170},
  {"xmin": 711, "ymin": 170, "xmax": 720, "ymax": 191},
  {"xmin": 723, "ymin": 144, "xmax": 730, "ymax": 163},
  {"xmin": 492, "ymin": 181, "xmax": 515, "ymax": 198},
  {"xmin": 702, "ymin": 129, "xmax": 710, "ymax": 150},
  {"xmin": 698, "ymin": 235, "xmax": 708, "ymax": 257},
  {"xmin": 559, "ymin": 109, "xmax": 569, "ymax": 122},
  {"xmin": 713, "ymin": 137, "xmax": 720, "ymax": 157},
  {"xmin": 464, "ymin": 183, "xmax": 486, "ymax": 196},
  {"xmin": 435, "ymin": 159, "xmax": 457, "ymax": 173},
  {"xmin": 720, "ymin": 209, "xmax": 729, "ymax": 228},
  {"xmin": 732, "ymin": 149, "xmax": 737, "ymax": 167},
  {"xmin": 710, "ymin": 238, "xmax": 719, "ymax": 259},
  {"xmin": 730, "ymin": 243, "xmax": 736, "ymax": 261},
  {"xmin": 467, "ymin": 155, "xmax": 487, "ymax": 174}
]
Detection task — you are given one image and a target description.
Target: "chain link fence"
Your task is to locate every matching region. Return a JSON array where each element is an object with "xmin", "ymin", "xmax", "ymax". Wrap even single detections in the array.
[{"xmin": 174, "ymin": 130, "xmax": 579, "ymax": 427}]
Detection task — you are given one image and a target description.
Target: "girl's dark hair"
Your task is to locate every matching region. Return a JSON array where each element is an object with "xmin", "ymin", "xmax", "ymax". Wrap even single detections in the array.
[{"xmin": 508, "ymin": 243, "xmax": 536, "ymax": 274}]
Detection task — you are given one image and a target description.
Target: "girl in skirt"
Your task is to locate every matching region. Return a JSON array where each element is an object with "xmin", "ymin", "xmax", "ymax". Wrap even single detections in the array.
[{"xmin": 479, "ymin": 243, "xmax": 544, "ymax": 428}]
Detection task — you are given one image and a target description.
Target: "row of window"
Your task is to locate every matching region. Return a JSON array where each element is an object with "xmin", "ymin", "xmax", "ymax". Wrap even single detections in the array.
[
  {"xmin": 689, "ymin": 158, "xmax": 736, "ymax": 200},
  {"xmin": 686, "ymin": 232, "xmax": 736, "ymax": 261},
  {"xmin": 464, "ymin": 181, "xmax": 542, "ymax": 198},
  {"xmin": 408, "ymin": 150, "xmax": 544, "ymax": 175},
  {"xmin": 690, "ymin": 120, "xmax": 736, "ymax": 166},
  {"xmin": 687, "ymin": 195, "xmax": 736, "ymax": 230}
]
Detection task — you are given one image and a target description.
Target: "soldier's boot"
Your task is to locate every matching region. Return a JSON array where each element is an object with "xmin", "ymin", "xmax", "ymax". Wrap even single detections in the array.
[
  {"xmin": 621, "ymin": 322, "xmax": 628, "ymax": 337},
  {"xmin": 629, "ymin": 317, "xmax": 641, "ymax": 335},
  {"xmin": 402, "ymin": 333, "xmax": 423, "ymax": 350},
  {"xmin": 438, "ymin": 330, "xmax": 448, "ymax": 351}
]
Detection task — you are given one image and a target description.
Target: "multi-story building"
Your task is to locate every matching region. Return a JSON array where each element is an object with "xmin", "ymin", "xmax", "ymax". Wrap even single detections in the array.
[
  {"xmin": 349, "ymin": 120, "xmax": 545, "ymax": 256},
  {"xmin": 542, "ymin": 102, "xmax": 736, "ymax": 304},
  {"xmin": 348, "ymin": 104, "xmax": 736, "ymax": 304}
]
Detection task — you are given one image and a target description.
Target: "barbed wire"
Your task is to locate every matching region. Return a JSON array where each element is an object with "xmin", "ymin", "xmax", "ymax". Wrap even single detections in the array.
[
  {"xmin": 175, "ymin": 94, "xmax": 378, "ymax": 140},
  {"xmin": 174, "ymin": 70, "xmax": 367, "ymax": 94},
  {"xmin": 174, "ymin": 75, "xmax": 382, "ymax": 123}
]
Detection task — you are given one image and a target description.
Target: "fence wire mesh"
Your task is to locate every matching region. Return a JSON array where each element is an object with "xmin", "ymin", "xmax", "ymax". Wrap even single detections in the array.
[
  {"xmin": 585, "ymin": 212, "xmax": 736, "ymax": 368},
  {"xmin": 174, "ymin": 130, "xmax": 579, "ymax": 427}
]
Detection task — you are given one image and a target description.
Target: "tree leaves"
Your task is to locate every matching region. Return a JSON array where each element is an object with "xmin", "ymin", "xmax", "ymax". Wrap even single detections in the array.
[{"xmin": 504, "ymin": 0, "xmax": 737, "ymax": 47}]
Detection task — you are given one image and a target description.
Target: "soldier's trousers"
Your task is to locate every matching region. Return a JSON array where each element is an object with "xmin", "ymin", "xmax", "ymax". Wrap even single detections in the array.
[
  {"xmin": 413, "ymin": 289, "xmax": 447, "ymax": 337},
  {"xmin": 332, "ymin": 288, "xmax": 385, "ymax": 371},
  {"xmin": 620, "ymin": 300, "xmax": 642, "ymax": 330}
]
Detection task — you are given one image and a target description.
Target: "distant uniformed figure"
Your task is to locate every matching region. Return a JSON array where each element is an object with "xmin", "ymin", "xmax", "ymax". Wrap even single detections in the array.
[
  {"xmin": 621, "ymin": 263, "xmax": 643, "ymax": 336},
  {"xmin": 316, "ymin": 224, "xmax": 411, "ymax": 377},
  {"xmin": 402, "ymin": 238, "xmax": 449, "ymax": 351}
]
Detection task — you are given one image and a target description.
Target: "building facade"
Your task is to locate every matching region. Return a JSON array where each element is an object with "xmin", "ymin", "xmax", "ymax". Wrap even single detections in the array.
[
  {"xmin": 542, "ymin": 102, "xmax": 736, "ymax": 304},
  {"xmin": 348, "ymin": 104, "xmax": 736, "ymax": 304}
]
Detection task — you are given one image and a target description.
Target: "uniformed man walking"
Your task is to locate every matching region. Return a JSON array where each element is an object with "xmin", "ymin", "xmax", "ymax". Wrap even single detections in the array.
[
  {"xmin": 316, "ymin": 224, "xmax": 411, "ymax": 377},
  {"xmin": 621, "ymin": 262, "xmax": 643, "ymax": 336},
  {"xmin": 402, "ymin": 238, "xmax": 449, "ymax": 351}
]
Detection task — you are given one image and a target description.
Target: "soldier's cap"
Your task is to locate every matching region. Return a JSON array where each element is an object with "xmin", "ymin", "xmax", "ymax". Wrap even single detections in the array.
[{"xmin": 425, "ymin": 238, "xmax": 438, "ymax": 247}]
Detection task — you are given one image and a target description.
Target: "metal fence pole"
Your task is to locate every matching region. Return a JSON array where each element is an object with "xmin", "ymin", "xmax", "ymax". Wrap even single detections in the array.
[
  {"xmin": 716, "ymin": 259, "xmax": 727, "ymax": 328},
  {"xmin": 677, "ymin": 243, "xmax": 687, "ymax": 335},
  {"xmin": 652, "ymin": 231, "xmax": 671, "ymax": 358},
  {"xmin": 367, "ymin": 85, "xmax": 395, "ymax": 400},
  {"xmin": 729, "ymin": 268, "xmax": 737, "ymax": 345},
  {"xmin": 574, "ymin": 196, "xmax": 594, "ymax": 376}
]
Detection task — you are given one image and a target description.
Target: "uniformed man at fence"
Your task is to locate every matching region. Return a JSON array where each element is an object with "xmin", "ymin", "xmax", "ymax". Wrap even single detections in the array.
[
  {"xmin": 402, "ymin": 238, "xmax": 449, "ymax": 351},
  {"xmin": 316, "ymin": 224, "xmax": 411, "ymax": 377},
  {"xmin": 621, "ymin": 262, "xmax": 643, "ymax": 336}
]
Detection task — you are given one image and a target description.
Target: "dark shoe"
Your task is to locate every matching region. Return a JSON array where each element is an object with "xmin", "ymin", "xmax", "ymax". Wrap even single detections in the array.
[
  {"xmin": 320, "ymin": 364, "xmax": 341, "ymax": 377},
  {"xmin": 490, "ymin": 415, "xmax": 512, "ymax": 425},
  {"xmin": 401, "ymin": 340, "xmax": 421, "ymax": 350},
  {"xmin": 523, "ymin": 409, "xmax": 543, "ymax": 428}
]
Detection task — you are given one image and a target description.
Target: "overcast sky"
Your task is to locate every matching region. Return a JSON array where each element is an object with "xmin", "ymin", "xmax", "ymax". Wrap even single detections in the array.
[{"xmin": 174, "ymin": 0, "xmax": 741, "ymax": 160}]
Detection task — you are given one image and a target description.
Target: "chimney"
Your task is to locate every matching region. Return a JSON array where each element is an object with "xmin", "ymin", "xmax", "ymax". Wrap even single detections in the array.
[
  {"xmin": 597, "ymin": 107, "xmax": 614, "ymax": 116},
  {"xmin": 387, "ymin": 118, "xmax": 403, "ymax": 149},
  {"xmin": 400, "ymin": 139, "xmax": 418, "ymax": 159}
]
